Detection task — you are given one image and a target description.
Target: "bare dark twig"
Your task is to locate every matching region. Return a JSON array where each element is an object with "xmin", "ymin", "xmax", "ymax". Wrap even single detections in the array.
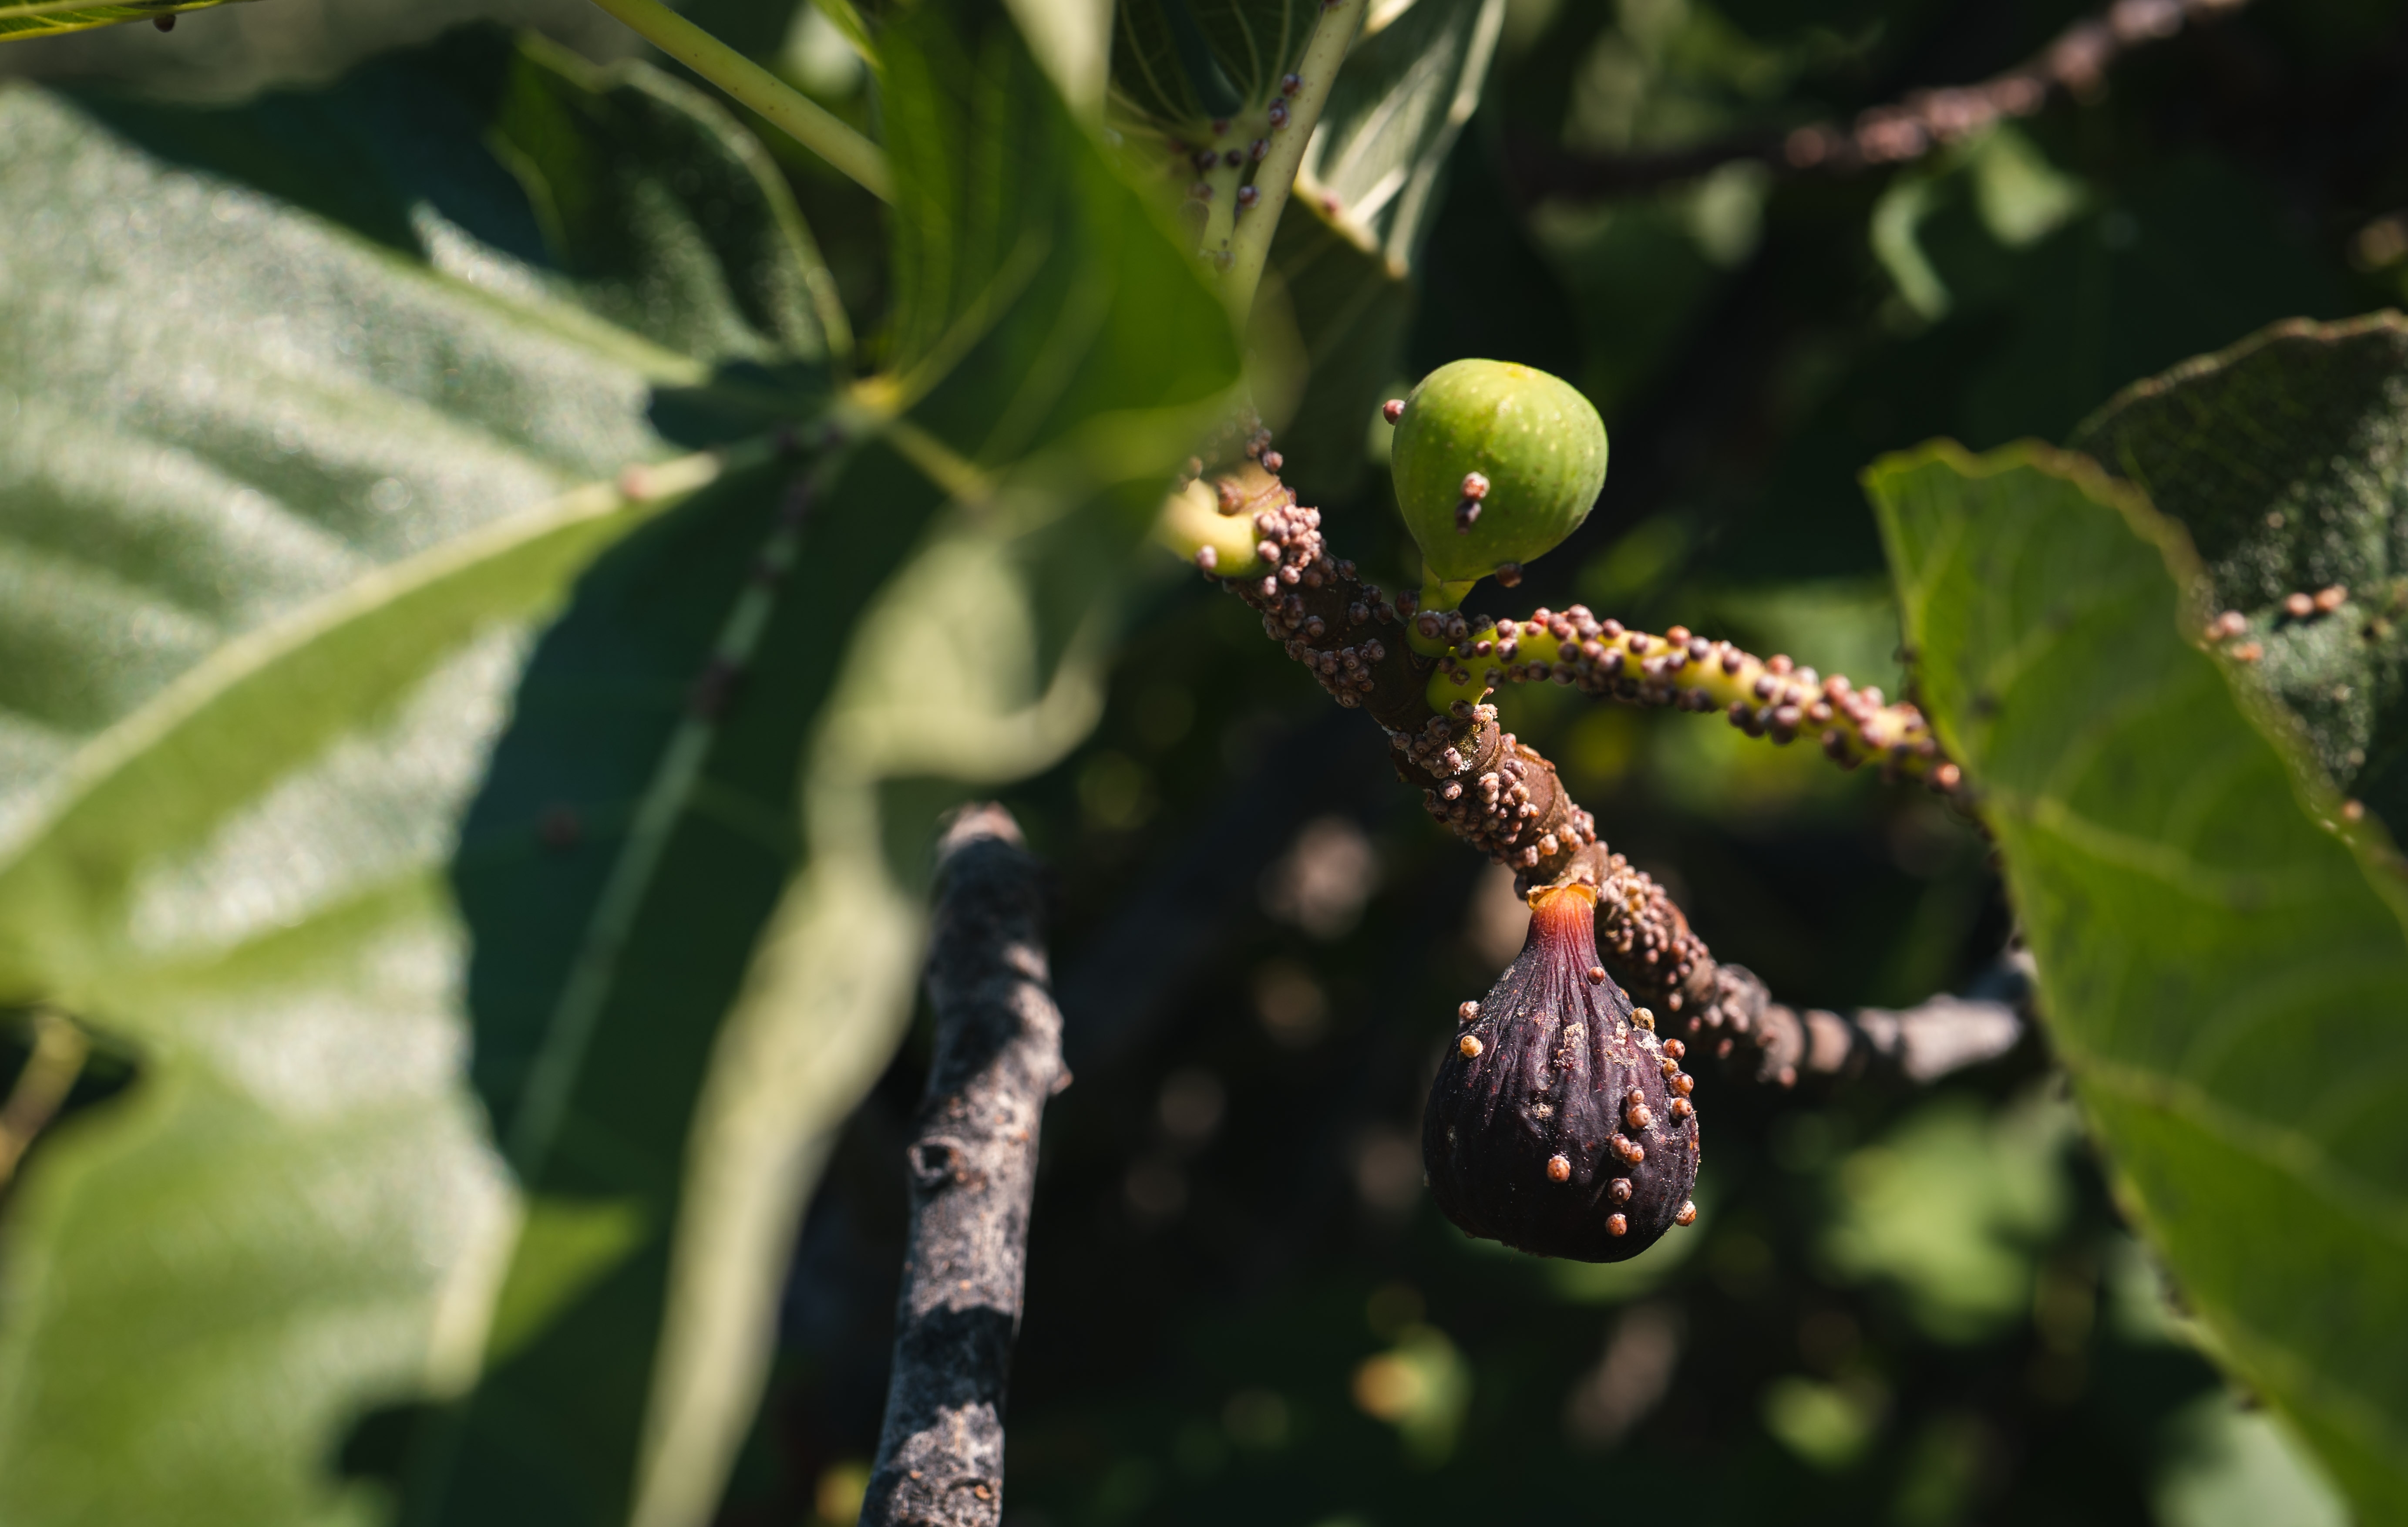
[
  {"xmin": 863, "ymin": 805, "xmax": 1066, "ymax": 1527},
  {"xmin": 1512, "ymin": 0, "xmax": 2255, "ymax": 202}
]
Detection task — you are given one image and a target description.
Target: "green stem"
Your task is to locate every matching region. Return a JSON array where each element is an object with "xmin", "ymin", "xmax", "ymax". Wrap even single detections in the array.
[
  {"xmin": 2, "ymin": 0, "xmax": 226, "ymax": 21},
  {"xmin": 1406, "ymin": 567, "xmax": 1478, "ymax": 654},
  {"xmin": 0, "ymin": 1010, "xmax": 87, "ymax": 1187},
  {"xmin": 1222, "ymin": 0, "xmax": 1369, "ymax": 316},
  {"xmin": 1197, "ymin": 156, "xmax": 1245, "ymax": 271},
  {"xmin": 584, "ymin": 0, "xmax": 894, "ymax": 203}
]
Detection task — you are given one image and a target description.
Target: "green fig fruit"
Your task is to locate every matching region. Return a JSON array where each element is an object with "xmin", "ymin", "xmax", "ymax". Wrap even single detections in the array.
[{"xmin": 1389, "ymin": 360, "xmax": 1608, "ymax": 585}]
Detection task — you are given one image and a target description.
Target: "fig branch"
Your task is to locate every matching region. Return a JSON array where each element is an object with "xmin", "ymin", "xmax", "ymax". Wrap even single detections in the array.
[{"xmin": 1158, "ymin": 449, "xmax": 2009, "ymax": 1085}]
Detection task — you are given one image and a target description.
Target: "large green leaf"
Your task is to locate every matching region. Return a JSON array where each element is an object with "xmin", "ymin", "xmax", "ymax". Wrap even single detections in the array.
[
  {"xmin": 1867, "ymin": 442, "xmax": 2408, "ymax": 1520},
  {"xmin": 0, "ymin": 0, "xmax": 245, "ymax": 42},
  {"xmin": 0, "ymin": 27, "xmax": 839, "ymax": 1527},
  {"xmin": 2070, "ymin": 311, "xmax": 2408, "ymax": 829},
  {"xmin": 400, "ymin": 6, "xmax": 1241, "ymax": 1527}
]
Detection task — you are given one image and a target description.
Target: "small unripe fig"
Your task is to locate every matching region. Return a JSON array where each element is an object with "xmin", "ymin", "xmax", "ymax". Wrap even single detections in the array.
[
  {"xmin": 1389, "ymin": 360, "xmax": 1608, "ymax": 583},
  {"xmin": 1423, "ymin": 884, "xmax": 1698, "ymax": 1262}
]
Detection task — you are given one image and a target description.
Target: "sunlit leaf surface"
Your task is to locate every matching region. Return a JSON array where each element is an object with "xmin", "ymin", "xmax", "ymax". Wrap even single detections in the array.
[{"xmin": 1870, "ymin": 442, "xmax": 2408, "ymax": 1521}]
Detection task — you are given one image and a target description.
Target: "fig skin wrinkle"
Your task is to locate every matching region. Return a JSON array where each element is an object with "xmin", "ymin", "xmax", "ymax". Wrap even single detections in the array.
[{"xmin": 1423, "ymin": 884, "xmax": 1700, "ymax": 1262}]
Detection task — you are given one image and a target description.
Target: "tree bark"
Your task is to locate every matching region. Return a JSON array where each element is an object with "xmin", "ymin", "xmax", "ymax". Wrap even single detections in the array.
[{"xmin": 863, "ymin": 804, "xmax": 1065, "ymax": 1527}]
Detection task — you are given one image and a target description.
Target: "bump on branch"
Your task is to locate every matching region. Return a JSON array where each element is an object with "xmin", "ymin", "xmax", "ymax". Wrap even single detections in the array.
[{"xmin": 864, "ymin": 805, "xmax": 1066, "ymax": 1527}]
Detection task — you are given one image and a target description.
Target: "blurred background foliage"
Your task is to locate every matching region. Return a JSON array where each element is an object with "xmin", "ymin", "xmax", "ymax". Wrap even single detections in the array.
[{"xmin": 7, "ymin": 0, "xmax": 2405, "ymax": 1522}]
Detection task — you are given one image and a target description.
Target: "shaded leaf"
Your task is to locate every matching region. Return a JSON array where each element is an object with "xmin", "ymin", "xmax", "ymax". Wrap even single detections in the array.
[
  {"xmin": 1111, "ymin": 0, "xmax": 1316, "ymax": 131},
  {"xmin": 1740, "ymin": 157, "xmax": 2346, "ymax": 587},
  {"xmin": 879, "ymin": 1, "xmax": 1237, "ymax": 448},
  {"xmin": 1869, "ymin": 127, "xmax": 2088, "ymax": 323},
  {"xmin": 1820, "ymin": 1091, "xmax": 2075, "ymax": 1343},
  {"xmin": 1259, "ymin": 206, "xmax": 1414, "ymax": 503},
  {"xmin": 1867, "ymin": 441, "xmax": 2408, "ymax": 1520},
  {"xmin": 1296, "ymin": 0, "xmax": 1500, "ymax": 274},
  {"xmin": 2070, "ymin": 311, "xmax": 2408, "ymax": 829},
  {"xmin": 73, "ymin": 26, "xmax": 844, "ymax": 366}
]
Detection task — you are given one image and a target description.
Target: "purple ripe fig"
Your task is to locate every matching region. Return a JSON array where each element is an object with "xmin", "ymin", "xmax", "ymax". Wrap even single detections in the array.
[{"xmin": 1423, "ymin": 884, "xmax": 1699, "ymax": 1262}]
